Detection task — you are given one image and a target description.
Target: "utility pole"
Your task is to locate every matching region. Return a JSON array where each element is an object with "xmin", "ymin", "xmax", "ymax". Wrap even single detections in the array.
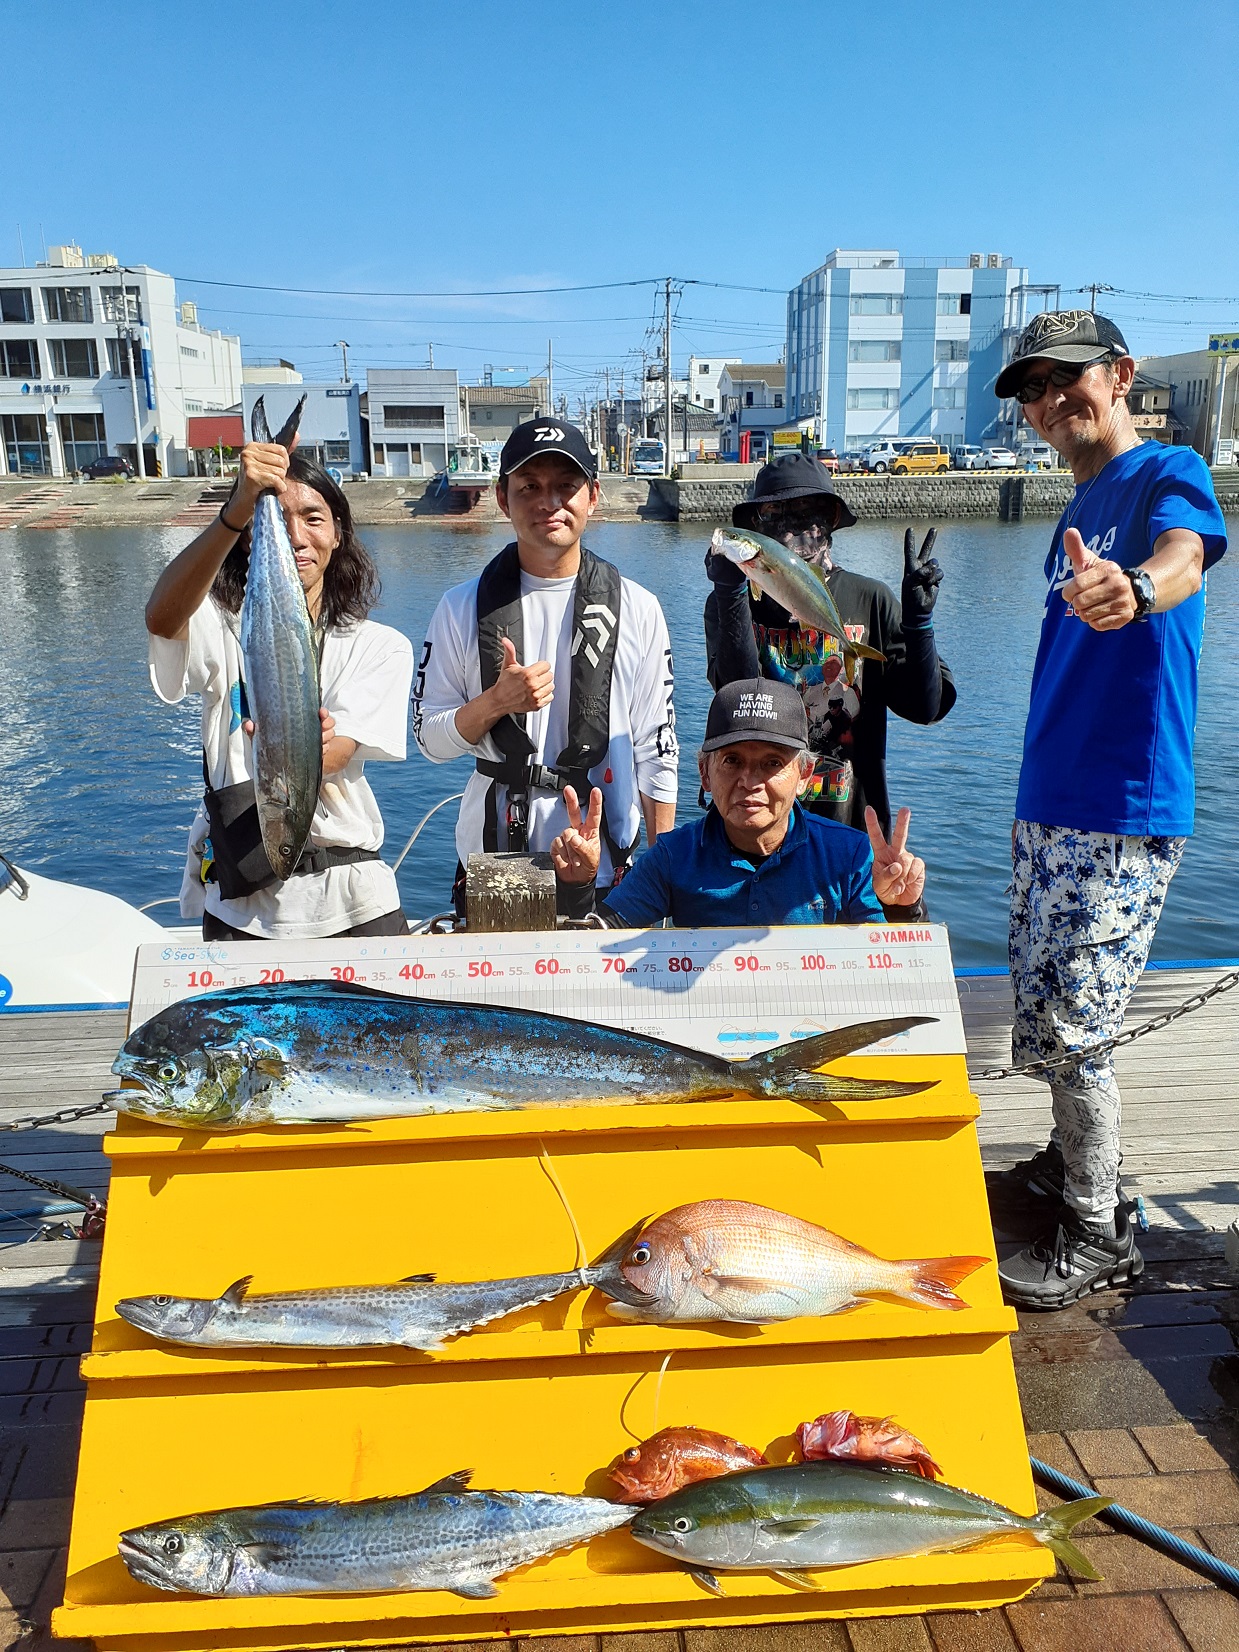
[
  {"xmin": 663, "ymin": 277, "xmax": 673, "ymax": 477},
  {"xmin": 334, "ymin": 340, "xmax": 351, "ymax": 382},
  {"xmin": 427, "ymin": 342, "xmax": 434, "ymax": 368},
  {"xmin": 546, "ymin": 338, "xmax": 554, "ymax": 419},
  {"xmin": 1083, "ymin": 282, "xmax": 1113, "ymax": 313},
  {"xmin": 121, "ymin": 280, "xmax": 145, "ymax": 479}
]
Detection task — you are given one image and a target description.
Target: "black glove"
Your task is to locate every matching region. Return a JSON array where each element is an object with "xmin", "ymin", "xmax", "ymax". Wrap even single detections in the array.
[
  {"xmin": 705, "ymin": 541, "xmax": 747, "ymax": 592},
  {"xmin": 901, "ymin": 527, "xmax": 943, "ymax": 623}
]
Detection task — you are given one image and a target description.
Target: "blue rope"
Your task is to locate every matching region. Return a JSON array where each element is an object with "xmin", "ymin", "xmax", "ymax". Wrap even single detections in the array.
[{"xmin": 1031, "ymin": 1455, "xmax": 1239, "ymax": 1596}]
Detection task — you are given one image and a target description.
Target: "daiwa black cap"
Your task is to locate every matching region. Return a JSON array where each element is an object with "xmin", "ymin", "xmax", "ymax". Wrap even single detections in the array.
[
  {"xmin": 732, "ymin": 452, "xmax": 857, "ymax": 531},
  {"xmin": 702, "ymin": 678, "xmax": 808, "ymax": 755},
  {"xmin": 499, "ymin": 417, "xmax": 597, "ymax": 482},
  {"xmin": 995, "ymin": 310, "xmax": 1131, "ymax": 398}
]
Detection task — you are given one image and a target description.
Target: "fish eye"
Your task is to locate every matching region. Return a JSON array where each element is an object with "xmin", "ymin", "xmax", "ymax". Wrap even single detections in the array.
[
  {"xmin": 151, "ymin": 1296, "xmax": 174, "ymax": 1307},
  {"xmin": 157, "ymin": 1061, "xmax": 179, "ymax": 1082},
  {"xmin": 631, "ymin": 1244, "xmax": 652, "ymax": 1266},
  {"xmin": 623, "ymin": 1447, "xmax": 641, "ymax": 1462},
  {"xmin": 673, "ymin": 1517, "xmax": 694, "ymax": 1532},
  {"xmin": 162, "ymin": 1534, "xmax": 184, "ymax": 1555}
]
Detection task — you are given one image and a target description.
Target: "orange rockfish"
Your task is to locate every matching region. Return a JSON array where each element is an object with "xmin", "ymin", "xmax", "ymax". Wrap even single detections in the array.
[
  {"xmin": 797, "ymin": 1410, "xmax": 942, "ymax": 1480},
  {"xmin": 607, "ymin": 1428, "xmax": 768, "ymax": 1504},
  {"xmin": 602, "ymin": 1200, "xmax": 986, "ymax": 1324}
]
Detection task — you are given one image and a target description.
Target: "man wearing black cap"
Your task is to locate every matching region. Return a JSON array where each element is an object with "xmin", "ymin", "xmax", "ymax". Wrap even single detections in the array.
[
  {"xmin": 550, "ymin": 677, "xmax": 924, "ymax": 929},
  {"xmin": 413, "ymin": 417, "xmax": 678, "ymax": 909},
  {"xmin": 704, "ymin": 451, "xmax": 956, "ymax": 836},
  {"xmin": 987, "ymin": 311, "xmax": 1227, "ymax": 1309}
]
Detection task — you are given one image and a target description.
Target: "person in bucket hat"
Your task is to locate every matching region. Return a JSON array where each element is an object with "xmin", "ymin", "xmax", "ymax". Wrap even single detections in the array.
[
  {"xmin": 987, "ymin": 311, "xmax": 1228, "ymax": 1310},
  {"xmin": 704, "ymin": 451, "xmax": 956, "ymax": 835}
]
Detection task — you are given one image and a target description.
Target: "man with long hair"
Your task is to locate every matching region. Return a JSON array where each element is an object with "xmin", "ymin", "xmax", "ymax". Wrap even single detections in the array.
[{"xmin": 145, "ymin": 436, "xmax": 413, "ymax": 939}]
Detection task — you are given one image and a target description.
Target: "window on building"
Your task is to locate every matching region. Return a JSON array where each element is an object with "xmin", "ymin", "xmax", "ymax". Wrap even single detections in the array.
[
  {"xmin": 846, "ymin": 388, "xmax": 898, "ymax": 410},
  {"xmin": 0, "ymin": 288, "xmax": 33, "ymax": 324},
  {"xmin": 180, "ymin": 344, "xmax": 200, "ymax": 358},
  {"xmin": 100, "ymin": 286, "xmax": 142, "ymax": 324},
  {"xmin": 848, "ymin": 340, "xmax": 902, "ymax": 362},
  {"xmin": 935, "ymin": 339, "xmax": 969, "ymax": 362},
  {"xmin": 1, "ymin": 339, "xmax": 40, "ymax": 376},
  {"xmin": 849, "ymin": 294, "xmax": 903, "ymax": 316},
  {"xmin": 50, "ymin": 338, "xmax": 99, "ymax": 378},
  {"xmin": 185, "ymin": 401, "xmax": 203, "ymax": 414},
  {"xmin": 383, "ymin": 403, "xmax": 444, "ymax": 427},
  {"xmin": 373, "ymin": 444, "xmax": 385, "ymax": 463},
  {"xmin": 745, "ymin": 390, "xmax": 754, "ymax": 407},
  {"xmin": 933, "ymin": 388, "xmax": 965, "ymax": 409},
  {"xmin": 936, "ymin": 293, "xmax": 972, "ymax": 316},
  {"xmin": 323, "ymin": 441, "xmax": 350, "ymax": 463},
  {"xmin": 106, "ymin": 337, "xmax": 142, "ymax": 377},
  {"xmin": 42, "ymin": 286, "xmax": 93, "ymax": 323},
  {"xmin": 3, "ymin": 413, "xmax": 50, "ymax": 475},
  {"xmin": 698, "ymin": 362, "xmax": 711, "ymax": 374},
  {"xmin": 704, "ymin": 397, "xmax": 714, "ymax": 409},
  {"xmin": 774, "ymin": 393, "xmax": 783, "ymax": 407},
  {"xmin": 59, "ymin": 412, "xmax": 107, "ymax": 472}
]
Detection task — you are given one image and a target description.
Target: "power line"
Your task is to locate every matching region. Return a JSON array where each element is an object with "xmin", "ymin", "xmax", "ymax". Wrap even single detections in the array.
[{"xmin": 175, "ymin": 271, "xmax": 787, "ymax": 300}]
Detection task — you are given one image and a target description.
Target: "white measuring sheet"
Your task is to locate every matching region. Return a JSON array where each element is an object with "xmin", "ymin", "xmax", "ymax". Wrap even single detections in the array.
[{"xmin": 129, "ymin": 925, "xmax": 964, "ymax": 1058}]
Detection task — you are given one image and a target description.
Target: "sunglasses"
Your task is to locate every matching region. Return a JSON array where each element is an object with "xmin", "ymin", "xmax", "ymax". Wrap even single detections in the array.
[{"xmin": 1014, "ymin": 359, "xmax": 1110, "ymax": 405}]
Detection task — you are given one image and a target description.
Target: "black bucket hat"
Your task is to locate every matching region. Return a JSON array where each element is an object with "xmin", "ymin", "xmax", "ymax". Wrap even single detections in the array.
[{"xmin": 732, "ymin": 452, "xmax": 857, "ymax": 531}]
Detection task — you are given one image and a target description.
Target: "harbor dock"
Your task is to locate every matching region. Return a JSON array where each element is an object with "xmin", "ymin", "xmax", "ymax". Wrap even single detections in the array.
[{"xmin": 1, "ymin": 967, "xmax": 1236, "ymax": 1651}]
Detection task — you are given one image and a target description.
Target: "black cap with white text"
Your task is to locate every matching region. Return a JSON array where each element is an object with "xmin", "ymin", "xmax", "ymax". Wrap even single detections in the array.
[
  {"xmin": 499, "ymin": 417, "xmax": 597, "ymax": 481},
  {"xmin": 701, "ymin": 678, "xmax": 809, "ymax": 754},
  {"xmin": 995, "ymin": 310, "xmax": 1130, "ymax": 398}
]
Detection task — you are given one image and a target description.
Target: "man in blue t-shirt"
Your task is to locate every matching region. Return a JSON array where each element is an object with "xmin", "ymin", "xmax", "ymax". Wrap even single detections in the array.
[
  {"xmin": 988, "ymin": 311, "xmax": 1227, "ymax": 1310},
  {"xmin": 549, "ymin": 678, "xmax": 927, "ymax": 927}
]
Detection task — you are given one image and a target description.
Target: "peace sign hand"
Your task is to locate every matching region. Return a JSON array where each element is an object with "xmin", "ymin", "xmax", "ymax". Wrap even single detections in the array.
[
  {"xmin": 901, "ymin": 527, "xmax": 943, "ymax": 621},
  {"xmin": 549, "ymin": 785, "xmax": 603, "ymax": 885},
  {"xmin": 864, "ymin": 805, "xmax": 926, "ymax": 909}
]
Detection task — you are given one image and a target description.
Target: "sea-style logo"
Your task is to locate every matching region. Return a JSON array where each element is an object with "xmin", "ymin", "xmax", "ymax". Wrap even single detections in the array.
[{"xmin": 0, "ymin": 974, "xmax": 12, "ymax": 1008}]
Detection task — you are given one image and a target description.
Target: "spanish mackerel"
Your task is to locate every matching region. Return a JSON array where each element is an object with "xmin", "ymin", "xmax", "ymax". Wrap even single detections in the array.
[
  {"xmin": 105, "ymin": 980, "xmax": 937, "ymax": 1129},
  {"xmin": 118, "ymin": 1470, "xmax": 633, "ymax": 1598},
  {"xmin": 240, "ymin": 393, "xmax": 319, "ymax": 878},
  {"xmin": 710, "ymin": 525, "xmax": 886, "ymax": 685},
  {"xmin": 114, "ymin": 1224, "xmax": 639, "ymax": 1351}
]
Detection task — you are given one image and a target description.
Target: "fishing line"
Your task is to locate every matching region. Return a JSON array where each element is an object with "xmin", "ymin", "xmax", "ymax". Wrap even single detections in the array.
[
  {"xmin": 651, "ymin": 1352, "xmax": 674, "ymax": 1434},
  {"xmin": 536, "ymin": 1139, "xmax": 588, "ymax": 1274}
]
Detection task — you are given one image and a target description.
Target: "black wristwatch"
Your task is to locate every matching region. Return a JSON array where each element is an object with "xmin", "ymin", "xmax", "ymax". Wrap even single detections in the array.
[{"xmin": 1125, "ymin": 567, "xmax": 1156, "ymax": 620}]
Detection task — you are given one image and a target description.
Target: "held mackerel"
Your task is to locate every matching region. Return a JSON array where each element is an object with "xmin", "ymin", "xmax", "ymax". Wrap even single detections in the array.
[
  {"xmin": 709, "ymin": 525, "xmax": 886, "ymax": 686},
  {"xmin": 240, "ymin": 394, "xmax": 320, "ymax": 879},
  {"xmin": 105, "ymin": 980, "xmax": 936, "ymax": 1130},
  {"xmin": 118, "ymin": 1470, "xmax": 633, "ymax": 1599},
  {"xmin": 114, "ymin": 1224, "xmax": 641, "ymax": 1352}
]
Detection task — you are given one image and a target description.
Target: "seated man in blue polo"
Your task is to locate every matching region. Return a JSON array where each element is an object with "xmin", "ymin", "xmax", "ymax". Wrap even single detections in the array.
[{"xmin": 550, "ymin": 678, "xmax": 925, "ymax": 926}]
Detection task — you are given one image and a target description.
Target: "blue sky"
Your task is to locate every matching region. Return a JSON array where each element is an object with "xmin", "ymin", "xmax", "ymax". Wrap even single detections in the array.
[{"xmin": 6, "ymin": 1, "xmax": 1237, "ymax": 402}]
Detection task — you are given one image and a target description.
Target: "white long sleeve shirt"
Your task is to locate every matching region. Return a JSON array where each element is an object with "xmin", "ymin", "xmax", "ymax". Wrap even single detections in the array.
[{"xmin": 413, "ymin": 562, "xmax": 678, "ymax": 883}]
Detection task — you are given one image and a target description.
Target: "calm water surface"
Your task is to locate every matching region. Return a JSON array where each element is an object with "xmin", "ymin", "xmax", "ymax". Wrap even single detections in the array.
[{"xmin": 2, "ymin": 517, "xmax": 1235, "ymax": 968}]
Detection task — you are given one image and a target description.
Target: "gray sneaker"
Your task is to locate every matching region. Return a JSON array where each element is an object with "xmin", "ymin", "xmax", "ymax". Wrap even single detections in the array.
[{"xmin": 998, "ymin": 1204, "xmax": 1144, "ymax": 1310}]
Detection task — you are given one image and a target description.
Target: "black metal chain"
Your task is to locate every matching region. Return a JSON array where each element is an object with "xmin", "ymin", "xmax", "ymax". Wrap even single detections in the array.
[
  {"xmin": 975, "ymin": 967, "xmax": 1239, "ymax": 1081},
  {"xmin": 0, "ymin": 1100, "xmax": 113, "ymax": 1133},
  {"xmin": 0, "ymin": 1157, "xmax": 101, "ymax": 1209}
]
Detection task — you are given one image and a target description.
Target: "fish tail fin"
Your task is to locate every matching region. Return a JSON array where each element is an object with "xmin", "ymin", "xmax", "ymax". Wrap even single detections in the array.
[
  {"xmin": 1033, "ymin": 1496, "xmax": 1112, "ymax": 1579},
  {"xmin": 274, "ymin": 393, "xmax": 308, "ymax": 450},
  {"xmin": 897, "ymin": 1254, "xmax": 988, "ymax": 1310},
  {"xmin": 251, "ymin": 395, "xmax": 271, "ymax": 443},
  {"xmin": 728, "ymin": 1019, "xmax": 935, "ymax": 1099}
]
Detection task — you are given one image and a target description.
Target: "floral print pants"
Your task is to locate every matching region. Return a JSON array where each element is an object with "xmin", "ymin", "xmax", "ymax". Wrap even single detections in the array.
[{"xmin": 1009, "ymin": 820, "xmax": 1185, "ymax": 1223}]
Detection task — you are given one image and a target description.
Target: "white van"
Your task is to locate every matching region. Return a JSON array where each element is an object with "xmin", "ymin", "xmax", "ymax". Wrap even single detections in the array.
[{"xmin": 864, "ymin": 441, "xmax": 905, "ymax": 473}]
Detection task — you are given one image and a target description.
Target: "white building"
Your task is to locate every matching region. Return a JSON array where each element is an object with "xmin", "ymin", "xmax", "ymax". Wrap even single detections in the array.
[
  {"xmin": 688, "ymin": 355, "xmax": 739, "ymax": 415},
  {"xmin": 367, "ymin": 367, "xmax": 461, "ymax": 477},
  {"xmin": 1131, "ymin": 341, "xmax": 1239, "ymax": 461},
  {"xmin": 785, "ymin": 249, "xmax": 1031, "ymax": 454},
  {"xmin": 0, "ymin": 244, "xmax": 241, "ymax": 478},
  {"xmin": 718, "ymin": 363, "xmax": 786, "ymax": 460}
]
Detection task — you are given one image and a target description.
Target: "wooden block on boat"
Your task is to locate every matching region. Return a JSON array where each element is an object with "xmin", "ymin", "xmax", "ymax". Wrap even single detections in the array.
[{"xmin": 466, "ymin": 851, "xmax": 556, "ymax": 932}]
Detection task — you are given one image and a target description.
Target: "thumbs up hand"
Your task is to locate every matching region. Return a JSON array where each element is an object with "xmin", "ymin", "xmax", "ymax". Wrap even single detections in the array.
[
  {"xmin": 1061, "ymin": 527, "xmax": 1139, "ymax": 631},
  {"xmin": 489, "ymin": 634, "xmax": 555, "ymax": 716}
]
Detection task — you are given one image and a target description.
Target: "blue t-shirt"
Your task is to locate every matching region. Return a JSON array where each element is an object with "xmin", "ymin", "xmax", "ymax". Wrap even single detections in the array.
[
  {"xmin": 600, "ymin": 803, "xmax": 886, "ymax": 928},
  {"xmin": 1015, "ymin": 441, "xmax": 1226, "ymax": 837}
]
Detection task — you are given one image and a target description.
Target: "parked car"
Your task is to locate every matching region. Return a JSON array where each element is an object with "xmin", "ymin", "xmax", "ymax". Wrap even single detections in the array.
[
  {"xmin": 838, "ymin": 450, "xmax": 867, "ymax": 473},
  {"xmin": 865, "ymin": 441, "xmax": 905, "ymax": 474},
  {"xmin": 952, "ymin": 444, "xmax": 983, "ymax": 470},
  {"xmin": 1019, "ymin": 443, "xmax": 1058, "ymax": 471},
  {"xmin": 815, "ymin": 448, "xmax": 840, "ymax": 474},
  {"xmin": 891, "ymin": 442, "xmax": 951, "ymax": 475},
  {"xmin": 80, "ymin": 454, "xmax": 134, "ymax": 480},
  {"xmin": 977, "ymin": 446, "xmax": 1018, "ymax": 471}
]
